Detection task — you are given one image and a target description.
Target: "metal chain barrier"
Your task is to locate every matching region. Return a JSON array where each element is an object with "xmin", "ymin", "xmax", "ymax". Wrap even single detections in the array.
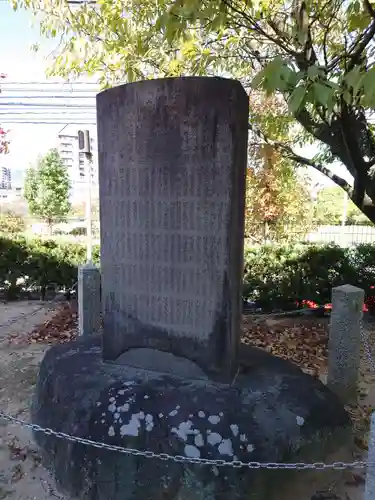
[
  {"xmin": 0, "ymin": 410, "xmax": 369, "ymax": 470},
  {"xmin": 0, "ymin": 301, "xmax": 373, "ymax": 471}
]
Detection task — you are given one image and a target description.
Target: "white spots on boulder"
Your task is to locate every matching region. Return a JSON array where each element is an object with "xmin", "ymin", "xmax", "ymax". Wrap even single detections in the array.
[
  {"xmin": 171, "ymin": 421, "xmax": 195, "ymax": 441},
  {"xmin": 207, "ymin": 432, "xmax": 222, "ymax": 446},
  {"xmin": 118, "ymin": 404, "xmax": 130, "ymax": 413},
  {"xmin": 296, "ymin": 416, "xmax": 305, "ymax": 426},
  {"xmin": 145, "ymin": 414, "xmax": 154, "ymax": 432},
  {"xmin": 108, "ymin": 426, "xmax": 115, "ymax": 437},
  {"xmin": 194, "ymin": 433, "xmax": 204, "ymax": 448},
  {"xmin": 208, "ymin": 415, "xmax": 220, "ymax": 425},
  {"xmin": 230, "ymin": 424, "xmax": 239, "ymax": 437},
  {"xmin": 218, "ymin": 439, "xmax": 234, "ymax": 457},
  {"xmin": 119, "ymin": 412, "xmax": 144, "ymax": 437},
  {"xmin": 169, "ymin": 409, "xmax": 179, "ymax": 417},
  {"xmin": 198, "ymin": 411, "xmax": 205, "ymax": 418},
  {"xmin": 184, "ymin": 445, "xmax": 201, "ymax": 459},
  {"xmin": 108, "ymin": 403, "xmax": 116, "ymax": 413},
  {"xmin": 247, "ymin": 444, "xmax": 255, "ymax": 453},
  {"xmin": 239, "ymin": 434, "xmax": 248, "ymax": 443}
]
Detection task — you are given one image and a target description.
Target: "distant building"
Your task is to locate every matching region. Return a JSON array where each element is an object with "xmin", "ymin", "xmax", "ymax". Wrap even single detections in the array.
[
  {"xmin": 0, "ymin": 166, "xmax": 11, "ymax": 190},
  {"xmin": 57, "ymin": 125, "xmax": 99, "ymax": 202}
]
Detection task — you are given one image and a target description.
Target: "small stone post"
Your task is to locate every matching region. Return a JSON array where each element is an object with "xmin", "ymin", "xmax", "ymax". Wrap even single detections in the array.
[
  {"xmin": 327, "ymin": 284, "xmax": 364, "ymax": 404},
  {"xmin": 78, "ymin": 262, "xmax": 101, "ymax": 337},
  {"xmin": 365, "ymin": 412, "xmax": 375, "ymax": 500}
]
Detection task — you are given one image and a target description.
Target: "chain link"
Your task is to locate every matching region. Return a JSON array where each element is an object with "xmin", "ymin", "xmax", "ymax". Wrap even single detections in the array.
[{"xmin": 0, "ymin": 410, "xmax": 369, "ymax": 470}]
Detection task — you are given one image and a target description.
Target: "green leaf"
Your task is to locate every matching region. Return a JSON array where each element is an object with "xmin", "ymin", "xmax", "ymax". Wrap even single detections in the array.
[
  {"xmin": 307, "ymin": 65, "xmax": 319, "ymax": 80},
  {"xmin": 312, "ymin": 82, "xmax": 334, "ymax": 109},
  {"xmin": 288, "ymin": 86, "xmax": 306, "ymax": 113}
]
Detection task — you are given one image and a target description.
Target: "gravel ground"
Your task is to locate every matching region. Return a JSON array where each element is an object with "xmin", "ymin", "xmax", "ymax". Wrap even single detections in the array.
[{"xmin": 0, "ymin": 301, "xmax": 67, "ymax": 500}]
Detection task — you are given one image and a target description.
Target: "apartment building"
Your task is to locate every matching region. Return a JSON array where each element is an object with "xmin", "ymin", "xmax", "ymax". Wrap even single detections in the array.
[
  {"xmin": 0, "ymin": 166, "xmax": 11, "ymax": 190},
  {"xmin": 57, "ymin": 125, "xmax": 98, "ymax": 202}
]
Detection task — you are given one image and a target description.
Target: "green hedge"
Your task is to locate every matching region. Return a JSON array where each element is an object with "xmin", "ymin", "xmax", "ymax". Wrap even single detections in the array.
[
  {"xmin": 2, "ymin": 236, "xmax": 375, "ymax": 311},
  {"xmin": 243, "ymin": 243, "xmax": 375, "ymax": 310},
  {"xmin": 0, "ymin": 236, "xmax": 99, "ymax": 299}
]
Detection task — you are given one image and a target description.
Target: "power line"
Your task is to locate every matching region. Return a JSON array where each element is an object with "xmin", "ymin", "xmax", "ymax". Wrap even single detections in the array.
[
  {"xmin": 0, "ymin": 103, "xmax": 95, "ymax": 108},
  {"xmin": 1, "ymin": 88, "xmax": 99, "ymax": 93},
  {"xmin": 0, "ymin": 111, "xmax": 96, "ymax": 115},
  {"xmin": 0, "ymin": 121, "xmax": 97, "ymax": 124},
  {"xmin": 0, "ymin": 95, "xmax": 96, "ymax": 99},
  {"xmin": 1, "ymin": 112, "xmax": 95, "ymax": 117},
  {"xmin": 0, "ymin": 81, "xmax": 100, "ymax": 85}
]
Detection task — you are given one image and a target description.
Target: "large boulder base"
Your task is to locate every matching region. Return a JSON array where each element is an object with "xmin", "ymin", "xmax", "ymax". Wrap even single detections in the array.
[{"xmin": 32, "ymin": 335, "xmax": 352, "ymax": 500}]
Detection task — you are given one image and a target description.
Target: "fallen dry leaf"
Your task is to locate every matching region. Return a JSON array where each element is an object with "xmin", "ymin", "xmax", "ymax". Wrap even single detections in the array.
[
  {"xmin": 8, "ymin": 302, "xmax": 79, "ymax": 346},
  {"xmin": 241, "ymin": 315, "xmax": 329, "ymax": 375}
]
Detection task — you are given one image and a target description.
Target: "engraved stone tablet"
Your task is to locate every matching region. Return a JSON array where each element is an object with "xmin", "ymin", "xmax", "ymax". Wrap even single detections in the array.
[{"xmin": 97, "ymin": 77, "xmax": 248, "ymax": 379}]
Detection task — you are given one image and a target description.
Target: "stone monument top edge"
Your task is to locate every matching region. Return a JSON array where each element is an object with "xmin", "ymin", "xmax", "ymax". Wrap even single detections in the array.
[{"xmin": 96, "ymin": 75, "xmax": 248, "ymax": 102}]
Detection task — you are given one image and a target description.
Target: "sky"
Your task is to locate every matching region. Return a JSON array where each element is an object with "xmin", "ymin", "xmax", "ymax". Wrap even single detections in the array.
[
  {"xmin": 0, "ymin": 1, "xmax": 98, "ymax": 186},
  {"xmin": 0, "ymin": 0, "xmax": 353, "ymax": 193},
  {"xmin": 0, "ymin": 2, "xmax": 57, "ymax": 180}
]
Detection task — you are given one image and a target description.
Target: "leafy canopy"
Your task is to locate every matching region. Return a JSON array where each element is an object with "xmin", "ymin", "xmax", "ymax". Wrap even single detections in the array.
[
  {"xmin": 12, "ymin": 0, "xmax": 375, "ymax": 221},
  {"xmin": 24, "ymin": 148, "xmax": 71, "ymax": 227}
]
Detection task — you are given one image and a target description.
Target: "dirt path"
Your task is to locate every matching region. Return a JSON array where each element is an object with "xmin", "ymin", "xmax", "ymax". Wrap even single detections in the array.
[{"xmin": 0, "ymin": 301, "xmax": 67, "ymax": 500}]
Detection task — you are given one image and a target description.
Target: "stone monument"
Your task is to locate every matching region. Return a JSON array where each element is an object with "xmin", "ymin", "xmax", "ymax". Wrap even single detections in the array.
[{"xmin": 31, "ymin": 77, "xmax": 352, "ymax": 500}]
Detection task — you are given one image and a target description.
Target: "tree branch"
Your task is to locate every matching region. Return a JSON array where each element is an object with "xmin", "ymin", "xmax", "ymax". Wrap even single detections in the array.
[
  {"xmin": 220, "ymin": 0, "xmax": 297, "ymax": 56},
  {"xmin": 247, "ymin": 123, "xmax": 354, "ymax": 196}
]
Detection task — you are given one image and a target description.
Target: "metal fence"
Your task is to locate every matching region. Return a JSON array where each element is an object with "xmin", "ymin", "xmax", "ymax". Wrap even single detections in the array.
[{"xmin": 245, "ymin": 225, "xmax": 375, "ymax": 247}]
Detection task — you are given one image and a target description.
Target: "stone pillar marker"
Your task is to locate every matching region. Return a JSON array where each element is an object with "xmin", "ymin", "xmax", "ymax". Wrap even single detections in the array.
[
  {"xmin": 327, "ymin": 284, "xmax": 364, "ymax": 403},
  {"xmin": 96, "ymin": 77, "xmax": 249, "ymax": 380},
  {"xmin": 78, "ymin": 262, "xmax": 101, "ymax": 337}
]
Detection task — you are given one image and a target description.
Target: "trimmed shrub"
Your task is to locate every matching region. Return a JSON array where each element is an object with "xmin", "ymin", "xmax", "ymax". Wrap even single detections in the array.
[
  {"xmin": 0, "ymin": 235, "xmax": 99, "ymax": 299},
  {"xmin": 3, "ymin": 234, "xmax": 375, "ymax": 312},
  {"xmin": 243, "ymin": 242, "xmax": 375, "ymax": 311}
]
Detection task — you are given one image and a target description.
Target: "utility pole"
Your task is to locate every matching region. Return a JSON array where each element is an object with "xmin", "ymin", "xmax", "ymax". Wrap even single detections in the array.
[{"xmin": 78, "ymin": 129, "xmax": 93, "ymax": 263}]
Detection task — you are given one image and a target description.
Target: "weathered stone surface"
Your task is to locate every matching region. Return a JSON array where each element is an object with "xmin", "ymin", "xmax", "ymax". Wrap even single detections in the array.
[
  {"xmin": 78, "ymin": 263, "xmax": 102, "ymax": 337},
  {"xmin": 32, "ymin": 336, "xmax": 351, "ymax": 500},
  {"xmin": 97, "ymin": 77, "xmax": 248, "ymax": 379},
  {"xmin": 328, "ymin": 284, "xmax": 364, "ymax": 404}
]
